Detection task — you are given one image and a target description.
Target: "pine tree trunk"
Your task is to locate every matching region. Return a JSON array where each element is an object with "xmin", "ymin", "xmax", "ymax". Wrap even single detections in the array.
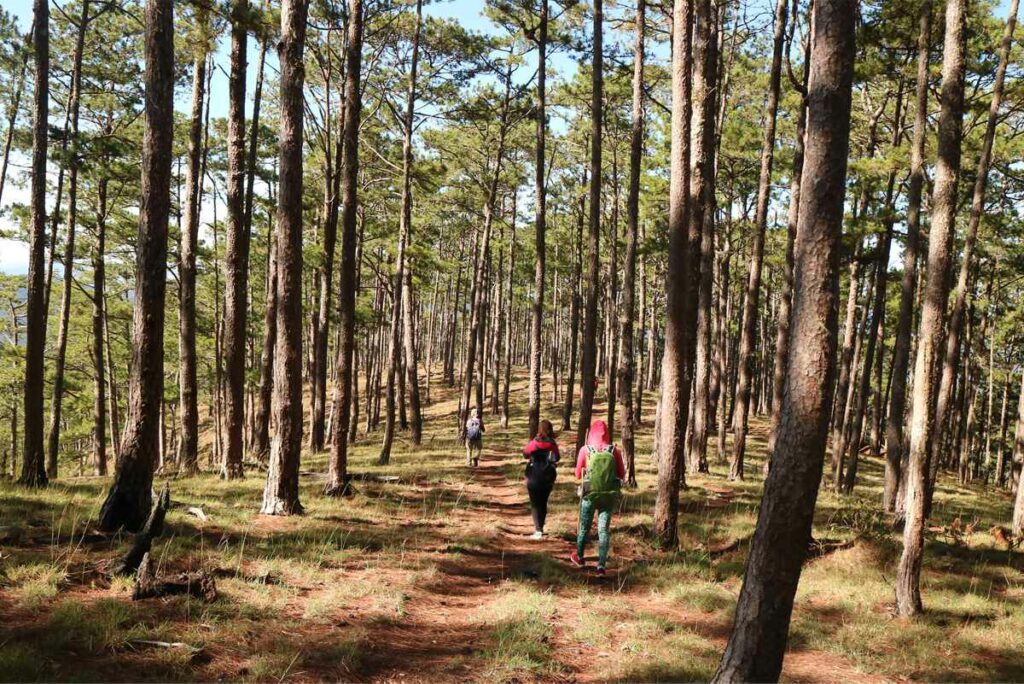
[
  {"xmin": 528, "ymin": 0, "xmax": 548, "ymax": 438},
  {"xmin": 98, "ymin": 0, "xmax": 175, "ymax": 530},
  {"xmin": 501, "ymin": 214, "xmax": 516, "ymax": 428},
  {"xmin": 1011, "ymin": 368, "xmax": 1024, "ymax": 534},
  {"xmin": 311, "ymin": 82, "xmax": 344, "ymax": 455},
  {"xmin": 326, "ymin": 0, "xmax": 364, "ymax": 494},
  {"xmin": 458, "ymin": 65, "xmax": 513, "ymax": 442},
  {"xmin": 766, "ymin": 2, "xmax": 808, "ymax": 471},
  {"xmin": 995, "ymin": 377, "xmax": 1010, "ymax": 486},
  {"xmin": 45, "ymin": 0, "xmax": 91, "ymax": 479},
  {"xmin": 685, "ymin": 0, "xmax": 718, "ymax": 476},
  {"xmin": 222, "ymin": 0, "xmax": 250, "ymax": 479},
  {"xmin": 378, "ymin": 0, "xmax": 423, "ymax": 463},
  {"xmin": 177, "ymin": 25, "xmax": 207, "ymax": 474},
  {"xmin": 618, "ymin": 0, "xmax": 644, "ymax": 488},
  {"xmin": 729, "ymin": 0, "xmax": 788, "ymax": 481},
  {"xmin": 562, "ymin": 181, "xmax": 585, "ymax": 432},
  {"xmin": 261, "ymin": 0, "xmax": 309, "ymax": 515},
  {"xmin": 652, "ymin": 0, "xmax": 694, "ymax": 548},
  {"xmin": 19, "ymin": 0, "xmax": 50, "ymax": 488},
  {"xmin": 885, "ymin": 0, "xmax": 930, "ymax": 514},
  {"xmin": 400, "ymin": 0, "xmax": 425, "ymax": 447},
  {"xmin": 896, "ymin": 0, "xmax": 966, "ymax": 617},
  {"xmin": 712, "ymin": 0, "xmax": 855, "ymax": 675},
  {"xmin": 928, "ymin": 0, "xmax": 1018, "ymax": 507},
  {"xmin": 576, "ymin": 0, "xmax": 604, "ymax": 452},
  {"xmin": 840, "ymin": 84, "xmax": 906, "ymax": 493},
  {"xmin": 92, "ymin": 172, "xmax": 109, "ymax": 476}
]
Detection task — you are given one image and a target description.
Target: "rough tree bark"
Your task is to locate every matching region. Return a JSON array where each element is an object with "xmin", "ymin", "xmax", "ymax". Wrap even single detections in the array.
[
  {"xmin": 885, "ymin": 0, "xmax": 930, "ymax": 514},
  {"xmin": 652, "ymin": 0, "xmax": 694, "ymax": 548},
  {"xmin": 928, "ymin": 0, "xmax": 1018, "ymax": 508},
  {"xmin": 261, "ymin": 0, "xmax": 309, "ymax": 515},
  {"xmin": 177, "ymin": 17, "xmax": 208, "ymax": 475},
  {"xmin": 325, "ymin": 0, "xmax": 364, "ymax": 495},
  {"xmin": 685, "ymin": 0, "xmax": 718, "ymax": 476},
  {"xmin": 712, "ymin": 0, "xmax": 855, "ymax": 676},
  {"xmin": 1012, "ymin": 368, "xmax": 1024, "ymax": 535},
  {"xmin": 895, "ymin": 0, "xmax": 966, "ymax": 618},
  {"xmin": 19, "ymin": 0, "xmax": 50, "ymax": 488},
  {"xmin": 222, "ymin": 0, "xmax": 250, "ymax": 480},
  {"xmin": 92, "ymin": 171, "xmax": 109, "ymax": 476},
  {"xmin": 98, "ymin": 0, "xmax": 175, "ymax": 531},
  {"xmin": 617, "ymin": 0, "xmax": 644, "ymax": 487}
]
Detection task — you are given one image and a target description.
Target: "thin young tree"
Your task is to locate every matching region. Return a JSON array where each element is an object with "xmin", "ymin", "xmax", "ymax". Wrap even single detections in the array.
[
  {"xmin": 617, "ymin": 0, "xmax": 644, "ymax": 487},
  {"xmin": 885, "ymin": 0, "xmax": 930, "ymax": 513},
  {"xmin": 92, "ymin": 162, "xmax": 109, "ymax": 476},
  {"xmin": 46, "ymin": 0, "xmax": 92, "ymax": 479},
  {"xmin": 19, "ymin": 0, "xmax": 49, "ymax": 488},
  {"xmin": 652, "ymin": 0, "xmax": 693, "ymax": 548},
  {"xmin": 379, "ymin": 0, "xmax": 424, "ymax": 465},
  {"xmin": 895, "ymin": 0, "xmax": 967, "ymax": 618},
  {"xmin": 576, "ymin": 0, "xmax": 602, "ymax": 452},
  {"xmin": 528, "ymin": 0, "xmax": 548, "ymax": 439},
  {"xmin": 325, "ymin": 0, "xmax": 364, "ymax": 496},
  {"xmin": 177, "ymin": 7, "xmax": 209, "ymax": 475},
  {"xmin": 929, "ymin": 0, "xmax": 1018, "ymax": 506},
  {"xmin": 1012, "ymin": 368, "xmax": 1024, "ymax": 535},
  {"xmin": 261, "ymin": 0, "xmax": 309, "ymax": 515},
  {"xmin": 98, "ymin": 0, "xmax": 175, "ymax": 530},
  {"xmin": 713, "ymin": 0, "xmax": 856, "ymax": 676},
  {"xmin": 765, "ymin": 0, "xmax": 808, "ymax": 470},
  {"xmin": 730, "ymin": 0, "xmax": 788, "ymax": 481},
  {"xmin": 841, "ymin": 83, "xmax": 906, "ymax": 495}
]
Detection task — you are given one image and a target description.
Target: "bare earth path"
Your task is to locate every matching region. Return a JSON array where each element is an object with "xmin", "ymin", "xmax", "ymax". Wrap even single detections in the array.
[{"xmin": 357, "ymin": 445, "xmax": 890, "ymax": 683}]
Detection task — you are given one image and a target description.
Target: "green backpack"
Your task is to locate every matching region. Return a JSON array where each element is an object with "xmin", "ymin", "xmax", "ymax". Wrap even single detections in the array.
[{"xmin": 585, "ymin": 445, "xmax": 621, "ymax": 510}]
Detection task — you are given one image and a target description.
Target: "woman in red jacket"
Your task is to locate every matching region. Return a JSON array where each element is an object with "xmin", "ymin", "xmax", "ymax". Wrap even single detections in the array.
[{"xmin": 522, "ymin": 420, "xmax": 560, "ymax": 539}]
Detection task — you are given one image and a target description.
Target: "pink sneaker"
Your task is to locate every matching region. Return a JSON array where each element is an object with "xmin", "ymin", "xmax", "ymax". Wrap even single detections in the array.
[
  {"xmin": 569, "ymin": 551, "xmax": 585, "ymax": 567},
  {"xmin": 595, "ymin": 565, "xmax": 606, "ymax": 577}
]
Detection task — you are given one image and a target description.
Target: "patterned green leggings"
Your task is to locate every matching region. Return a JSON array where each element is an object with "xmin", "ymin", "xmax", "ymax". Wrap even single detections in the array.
[{"xmin": 577, "ymin": 498, "xmax": 613, "ymax": 567}]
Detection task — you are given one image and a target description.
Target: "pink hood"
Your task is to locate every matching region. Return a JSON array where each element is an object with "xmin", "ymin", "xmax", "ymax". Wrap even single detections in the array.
[{"xmin": 586, "ymin": 420, "xmax": 611, "ymax": 449}]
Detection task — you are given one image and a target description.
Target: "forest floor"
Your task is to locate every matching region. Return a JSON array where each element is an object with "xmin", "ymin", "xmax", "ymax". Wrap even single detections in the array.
[{"xmin": 1, "ymin": 372, "xmax": 1023, "ymax": 682}]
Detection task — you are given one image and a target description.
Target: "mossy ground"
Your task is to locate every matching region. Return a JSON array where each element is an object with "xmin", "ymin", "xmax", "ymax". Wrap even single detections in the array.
[{"xmin": 1, "ymin": 372, "xmax": 1021, "ymax": 682}]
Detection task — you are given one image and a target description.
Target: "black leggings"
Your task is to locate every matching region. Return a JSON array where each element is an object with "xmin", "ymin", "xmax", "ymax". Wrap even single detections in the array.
[{"xmin": 526, "ymin": 471, "xmax": 555, "ymax": 531}]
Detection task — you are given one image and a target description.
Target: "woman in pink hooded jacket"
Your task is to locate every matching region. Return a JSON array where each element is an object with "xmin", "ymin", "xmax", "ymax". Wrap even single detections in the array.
[{"xmin": 569, "ymin": 420, "xmax": 624, "ymax": 575}]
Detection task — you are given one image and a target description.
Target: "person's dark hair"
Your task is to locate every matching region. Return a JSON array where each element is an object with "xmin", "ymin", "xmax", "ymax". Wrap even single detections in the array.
[{"xmin": 538, "ymin": 419, "xmax": 554, "ymax": 439}]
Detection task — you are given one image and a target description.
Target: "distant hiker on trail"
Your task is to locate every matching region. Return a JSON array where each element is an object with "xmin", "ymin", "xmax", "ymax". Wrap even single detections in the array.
[
  {"xmin": 522, "ymin": 420, "xmax": 560, "ymax": 540},
  {"xmin": 465, "ymin": 408, "xmax": 483, "ymax": 467},
  {"xmin": 570, "ymin": 420, "xmax": 624, "ymax": 576}
]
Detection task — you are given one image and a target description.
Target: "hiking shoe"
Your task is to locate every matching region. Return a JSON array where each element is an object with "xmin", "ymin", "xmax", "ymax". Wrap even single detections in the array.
[
  {"xmin": 569, "ymin": 551, "xmax": 584, "ymax": 567},
  {"xmin": 531, "ymin": 530, "xmax": 543, "ymax": 540},
  {"xmin": 595, "ymin": 565, "xmax": 606, "ymax": 576}
]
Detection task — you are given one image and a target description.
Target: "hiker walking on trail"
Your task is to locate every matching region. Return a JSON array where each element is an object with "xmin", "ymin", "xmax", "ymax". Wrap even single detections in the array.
[
  {"xmin": 570, "ymin": 420, "xmax": 624, "ymax": 576},
  {"xmin": 522, "ymin": 420, "xmax": 560, "ymax": 540},
  {"xmin": 465, "ymin": 407, "xmax": 483, "ymax": 467}
]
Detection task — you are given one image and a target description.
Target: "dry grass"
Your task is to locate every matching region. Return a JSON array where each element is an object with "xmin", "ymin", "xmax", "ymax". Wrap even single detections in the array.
[{"xmin": 1, "ymin": 371, "xmax": 1022, "ymax": 682}]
